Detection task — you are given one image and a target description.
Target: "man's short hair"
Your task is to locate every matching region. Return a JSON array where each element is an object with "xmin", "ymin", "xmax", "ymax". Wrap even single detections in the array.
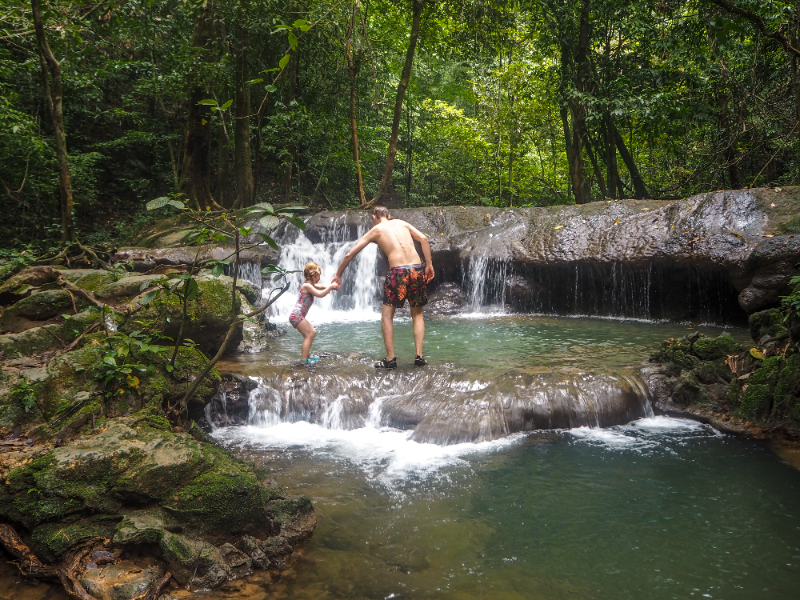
[{"xmin": 372, "ymin": 205, "xmax": 390, "ymax": 220}]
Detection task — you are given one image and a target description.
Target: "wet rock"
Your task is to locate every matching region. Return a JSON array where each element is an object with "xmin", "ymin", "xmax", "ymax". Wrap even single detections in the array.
[
  {"xmin": 160, "ymin": 532, "xmax": 229, "ymax": 590},
  {"xmin": 204, "ymin": 375, "xmax": 256, "ymax": 427},
  {"xmin": 79, "ymin": 562, "xmax": 163, "ymax": 600},
  {"xmin": 218, "ymin": 542, "xmax": 252, "ymax": 579},
  {"xmin": 748, "ymin": 308, "xmax": 788, "ymax": 341},
  {"xmin": 425, "ymin": 282, "xmax": 466, "ymax": 315},
  {"xmin": 240, "ymin": 535, "xmax": 270, "ymax": 570},
  {"xmin": 114, "ymin": 509, "xmax": 169, "ymax": 546},
  {"xmin": 95, "ymin": 274, "xmax": 170, "ymax": 301},
  {"xmin": 257, "ymin": 536, "xmax": 293, "ymax": 569},
  {"xmin": 0, "ymin": 289, "xmax": 87, "ymax": 333}
]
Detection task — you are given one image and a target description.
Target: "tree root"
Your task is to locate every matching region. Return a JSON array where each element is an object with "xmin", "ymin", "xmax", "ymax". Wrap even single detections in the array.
[
  {"xmin": 34, "ymin": 242, "xmax": 108, "ymax": 270},
  {"xmin": 0, "ymin": 524, "xmax": 109, "ymax": 600}
]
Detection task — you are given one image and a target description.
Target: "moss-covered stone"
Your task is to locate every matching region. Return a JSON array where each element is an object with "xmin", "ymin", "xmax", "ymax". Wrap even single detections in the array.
[
  {"xmin": 749, "ymin": 356, "xmax": 782, "ymax": 385},
  {"xmin": 694, "ymin": 359, "xmax": 732, "ymax": 384},
  {"xmin": 0, "ymin": 411, "xmax": 278, "ymax": 542},
  {"xmin": 0, "ymin": 290, "xmax": 87, "ymax": 333},
  {"xmin": 691, "ymin": 332, "xmax": 742, "ymax": 361},
  {"xmin": 113, "ymin": 509, "xmax": 168, "ymax": 546},
  {"xmin": 31, "ymin": 514, "xmax": 121, "ymax": 562},
  {"xmin": 726, "ymin": 378, "xmax": 743, "ymax": 408},
  {"xmin": 60, "ymin": 269, "xmax": 116, "ymax": 292},
  {"xmin": 671, "ymin": 370, "xmax": 709, "ymax": 406},
  {"xmin": 125, "ymin": 275, "xmax": 242, "ymax": 354},
  {"xmin": 95, "ymin": 274, "xmax": 169, "ymax": 301},
  {"xmin": 748, "ymin": 308, "xmax": 788, "ymax": 342},
  {"xmin": 739, "ymin": 383, "xmax": 773, "ymax": 420}
]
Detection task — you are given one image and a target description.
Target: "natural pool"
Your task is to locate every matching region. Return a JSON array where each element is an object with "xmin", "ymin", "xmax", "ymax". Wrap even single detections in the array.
[
  {"xmin": 6, "ymin": 316, "xmax": 799, "ymax": 600},
  {"xmin": 202, "ymin": 315, "xmax": 800, "ymax": 599}
]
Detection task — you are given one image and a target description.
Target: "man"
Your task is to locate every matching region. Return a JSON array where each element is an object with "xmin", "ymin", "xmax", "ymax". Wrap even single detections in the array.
[{"xmin": 333, "ymin": 205, "xmax": 434, "ymax": 368}]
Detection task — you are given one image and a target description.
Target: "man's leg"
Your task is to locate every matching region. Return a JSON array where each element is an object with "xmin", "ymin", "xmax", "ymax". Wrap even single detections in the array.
[
  {"xmin": 411, "ymin": 306, "xmax": 424, "ymax": 357},
  {"xmin": 381, "ymin": 304, "xmax": 396, "ymax": 359}
]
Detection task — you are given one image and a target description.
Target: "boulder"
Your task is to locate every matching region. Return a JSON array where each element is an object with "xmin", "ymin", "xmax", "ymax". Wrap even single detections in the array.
[
  {"xmin": 0, "ymin": 289, "xmax": 87, "ymax": 333},
  {"xmin": 0, "ymin": 311, "xmax": 98, "ymax": 358},
  {"xmin": 94, "ymin": 274, "xmax": 170, "ymax": 301},
  {"xmin": 80, "ymin": 562, "xmax": 164, "ymax": 600},
  {"xmin": 0, "ymin": 266, "xmax": 62, "ymax": 305}
]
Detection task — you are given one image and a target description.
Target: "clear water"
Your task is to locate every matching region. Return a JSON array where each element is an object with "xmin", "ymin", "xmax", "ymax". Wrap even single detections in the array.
[
  {"xmin": 226, "ymin": 314, "xmax": 747, "ymax": 374},
  {"xmin": 200, "ymin": 315, "xmax": 800, "ymax": 600}
]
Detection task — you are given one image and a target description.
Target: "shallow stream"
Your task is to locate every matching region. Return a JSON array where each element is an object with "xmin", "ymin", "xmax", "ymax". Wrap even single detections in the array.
[{"xmin": 200, "ymin": 315, "xmax": 800, "ymax": 599}]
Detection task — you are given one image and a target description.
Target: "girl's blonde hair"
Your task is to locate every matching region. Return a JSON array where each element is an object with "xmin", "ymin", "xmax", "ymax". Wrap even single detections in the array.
[{"xmin": 303, "ymin": 262, "xmax": 322, "ymax": 280}]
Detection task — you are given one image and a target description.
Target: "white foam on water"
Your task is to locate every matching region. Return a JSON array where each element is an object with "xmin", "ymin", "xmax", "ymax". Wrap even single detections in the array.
[
  {"xmin": 567, "ymin": 415, "xmax": 720, "ymax": 452},
  {"xmin": 213, "ymin": 422, "xmax": 524, "ymax": 486}
]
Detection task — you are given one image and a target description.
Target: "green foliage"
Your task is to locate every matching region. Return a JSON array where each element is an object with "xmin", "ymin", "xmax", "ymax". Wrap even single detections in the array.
[
  {"xmin": 89, "ymin": 331, "xmax": 162, "ymax": 398},
  {"xmin": 11, "ymin": 378, "xmax": 39, "ymax": 415}
]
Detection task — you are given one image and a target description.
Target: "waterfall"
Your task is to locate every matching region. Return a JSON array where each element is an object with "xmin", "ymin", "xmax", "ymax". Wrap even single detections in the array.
[
  {"xmin": 462, "ymin": 253, "xmax": 509, "ymax": 313},
  {"xmin": 228, "ymin": 367, "xmax": 655, "ymax": 445},
  {"xmin": 267, "ymin": 216, "xmax": 379, "ymax": 323}
]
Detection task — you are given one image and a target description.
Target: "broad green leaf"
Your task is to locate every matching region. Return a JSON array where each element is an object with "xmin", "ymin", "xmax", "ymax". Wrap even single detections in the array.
[
  {"xmin": 185, "ymin": 278, "xmax": 199, "ymax": 301},
  {"xmin": 252, "ymin": 202, "xmax": 274, "ymax": 213},
  {"xmin": 285, "ymin": 215, "xmax": 306, "ymax": 230},
  {"xmin": 265, "ymin": 84, "xmax": 277, "ymax": 93},
  {"xmin": 221, "ymin": 99, "xmax": 233, "ymax": 110},
  {"xmin": 279, "ymin": 55, "xmax": 290, "ymax": 69},
  {"xmin": 212, "ymin": 264, "xmax": 224, "ymax": 277},
  {"xmin": 259, "ymin": 215, "xmax": 280, "ymax": 231},
  {"xmin": 749, "ymin": 348, "xmax": 765, "ymax": 360},
  {"xmin": 140, "ymin": 289, "xmax": 159, "ymax": 305},
  {"xmin": 167, "ymin": 200, "xmax": 185, "ymax": 209},
  {"xmin": 197, "ymin": 99, "xmax": 218, "ymax": 106},
  {"xmin": 293, "ymin": 19, "xmax": 308, "ymax": 28},
  {"xmin": 278, "ymin": 205, "xmax": 306, "ymax": 212},
  {"xmin": 247, "ymin": 78, "xmax": 263, "ymax": 85},
  {"xmin": 288, "ymin": 32, "xmax": 298, "ymax": 50},
  {"xmin": 257, "ymin": 232, "xmax": 280, "ymax": 250},
  {"xmin": 146, "ymin": 196, "xmax": 170, "ymax": 210}
]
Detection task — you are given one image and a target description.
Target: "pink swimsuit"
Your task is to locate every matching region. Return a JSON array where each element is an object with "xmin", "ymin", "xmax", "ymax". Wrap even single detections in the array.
[{"xmin": 289, "ymin": 289, "xmax": 314, "ymax": 327}]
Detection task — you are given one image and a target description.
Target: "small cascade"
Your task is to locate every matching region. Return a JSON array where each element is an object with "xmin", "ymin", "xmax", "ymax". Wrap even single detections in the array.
[
  {"xmin": 462, "ymin": 254, "xmax": 509, "ymax": 312},
  {"xmin": 233, "ymin": 261, "xmax": 263, "ymax": 292},
  {"xmin": 268, "ymin": 216, "xmax": 379, "ymax": 322},
  {"xmin": 224, "ymin": 363, "xmax": 655, "ymax": 445}
]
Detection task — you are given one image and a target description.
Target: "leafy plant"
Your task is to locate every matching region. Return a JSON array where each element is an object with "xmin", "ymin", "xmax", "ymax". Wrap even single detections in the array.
[
  {"xmin": 89, "ymin": 331, "xmax": 161, "ymax": 398},
  {"xmin": 11, "ymin": 378, "xmax": 39, "ymax": 415}
]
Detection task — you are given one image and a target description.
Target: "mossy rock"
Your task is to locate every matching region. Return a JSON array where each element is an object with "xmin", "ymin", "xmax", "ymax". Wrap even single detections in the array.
[
  {"xmin": 738, "ymin": 383, "xmax": 773, "ymax": 420},
  {"xmin": 691, "ymin": 333, "xmax": 743, "ymax": 361},
  {"xmin": 694, "ymin": 359, "xmax": 732, "ymax": 384},
  {"xmin": 774, "ymin": 354, "xmax": 800, "ymax": 422},
  {"xmin": 60, "ymin": 269, "xmax": 116, "ymax": 292},
  {"xmin": 0, "ymin": 311, "xmax": 98, "ymax": 359},
  {"xmin": 125, "ymin": 275, "xmax": 244, "ymax": 354},
  {"xmin": 95, "ymin": 274, "xmax": 169, "ymax": 301},
  {"xmin": 748, "ymin": 308, "xmax": 787, "ymax": 342},
  {"xmin": 160, "ymin": 531, "xmax": 230, "ymax": 589},
  {"xmin": 31, "ymin": 514, "xmax": 121, "ymax": 563},
  {"xmin": 749, "ymin": 356, "xmax": 782, "ymax": 385},
  {"xmin": 113, "ymin": 509, "xmax": 170, "ymax": 546},
  {"xmin": 0, "ymin": 290, "xmax": 88, "ymax": 333},
  {"xmin": 726, "ymin": 378, "xmax": 743, "ymax": 409},
  {"xmin": 0, "ymin": 411, "xmax": 286, "ymax": 541},
  {"xmin": 0, "ymin": 266, "xmax": 62, "ymax": 304},
  {"xmin": 671, "ymin": 370, "xmax": 709, "ymax": 406}
]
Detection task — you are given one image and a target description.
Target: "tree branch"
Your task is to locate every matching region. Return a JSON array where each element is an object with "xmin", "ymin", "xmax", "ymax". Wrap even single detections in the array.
[{"xmin": 709, "ymin": 0, "xmax": 800, "ymax": 57}]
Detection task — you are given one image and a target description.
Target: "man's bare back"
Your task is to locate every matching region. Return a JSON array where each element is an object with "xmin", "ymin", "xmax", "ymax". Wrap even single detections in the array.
[{"xmin": 333, "ymin": 206, "xmax": 434, "ymax": 367}]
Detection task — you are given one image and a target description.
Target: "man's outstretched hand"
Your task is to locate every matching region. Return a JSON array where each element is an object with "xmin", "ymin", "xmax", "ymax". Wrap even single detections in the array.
[
  {"xmin": 332, "ymin": 274, "xmax": 342, "ymax": 286},
  {"xmin": 424, "ymin": 265, "xmax": 435, "ymax": 284}
]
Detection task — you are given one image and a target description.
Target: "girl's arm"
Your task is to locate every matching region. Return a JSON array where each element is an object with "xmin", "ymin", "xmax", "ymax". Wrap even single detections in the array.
[{"xmin": 301, "ymin": 282, "xmax": 339, "ymax": 298}]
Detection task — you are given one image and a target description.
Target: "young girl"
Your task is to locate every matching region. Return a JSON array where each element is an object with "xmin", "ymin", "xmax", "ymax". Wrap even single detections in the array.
[{"xmin": 289, "ymin": 262, "xmax": 339, "ymax": 364}]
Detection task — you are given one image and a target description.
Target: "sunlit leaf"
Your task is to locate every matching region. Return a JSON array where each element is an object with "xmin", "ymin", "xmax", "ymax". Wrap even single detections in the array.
[
  {"xmin": 198, "ymin": 99, "xmax": 218, "ymax": 106},
  {"xmin": 279, "ymin": 55, "xmax": 290, "ymax": 69},
  {"xmin": 749, "ymin": 348, "xmax": 765, "ymax": 360},
  {"xmin": 259, "ymin": 215, "xmax": 280, "ymax": 231}
]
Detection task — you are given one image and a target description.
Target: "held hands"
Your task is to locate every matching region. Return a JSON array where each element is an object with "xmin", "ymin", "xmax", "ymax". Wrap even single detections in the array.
[
  {"xmin": 330, "ymin": 279, "xmax": 341, "ymax": 291},
  {"xmin": 424, "ymin": 264, "xmax": 435, "ymax": 284}
]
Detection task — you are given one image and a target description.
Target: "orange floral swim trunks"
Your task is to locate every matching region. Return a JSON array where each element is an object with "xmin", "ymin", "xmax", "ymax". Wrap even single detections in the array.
[{"xmin": 382, "ymin": 264, "xmax": 428, "ymax": 308}]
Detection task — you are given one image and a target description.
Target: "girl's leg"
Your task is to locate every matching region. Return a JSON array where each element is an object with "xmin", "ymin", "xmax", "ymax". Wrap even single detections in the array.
[{"xmin": 296, "ymin": 319, "xmax": 317, "ymax": 360}]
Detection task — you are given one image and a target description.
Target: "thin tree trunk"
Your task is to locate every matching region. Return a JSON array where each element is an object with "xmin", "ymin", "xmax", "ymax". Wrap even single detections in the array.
[
  {"xmin": 601, "ymin": 114, "xmax": 620, "ymax": 198},
  {"xmin": 585, "ymin": 136, "xmax": 607, "ymax": 198},
  {"xmin": 346, "ymin": 1, "xmax": 366, "ymax": 204},
  {"xmin": 215, "ymin": 123, "xmax": 233, "ymax": 207},
  {"xmin": 611, "ymin": 121, "xmax": 648, "ymax": 198},
  {"xmin": 32, "ymin": 0, "xmax": 75, "ymax": 242},
  {"xmin": 180, "ymin": 3, "xmax": 218, "ymax": 210},
  {"xmin": 370, "ymin": 0, "xmax": 423, "ymax": 206},
  {"xmin": 233, "ymin": 29, "xmax": 254, "ymax": 207},
  {"xmin": 283, "ymin": 51, "xmax": 298, "ymax": 203}
]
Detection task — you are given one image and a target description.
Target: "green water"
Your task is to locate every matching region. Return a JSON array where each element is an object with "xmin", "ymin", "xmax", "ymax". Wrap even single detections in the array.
[
  {"xmin": 218, "ymin": 420, "xmax": 800, "ymax": 600},
  {"xmin": 206, "ymin": 316, "xmax": 800, "ymax": 600},
  {"xmin": 233, "ymin": 314, "xmax": 748, "ymax": 373}
]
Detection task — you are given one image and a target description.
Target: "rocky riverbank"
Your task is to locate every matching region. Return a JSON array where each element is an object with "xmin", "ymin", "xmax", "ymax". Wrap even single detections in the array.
[
  {"xmin": 0, "ymin": 264, "xmax": 315, "ymax": 599},
  {"xmin": 643, "ymin": 306, "xmax": 800, "ymax": 439}
]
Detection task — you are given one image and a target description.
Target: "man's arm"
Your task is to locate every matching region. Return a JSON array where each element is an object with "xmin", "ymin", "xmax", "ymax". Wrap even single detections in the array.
[
  {"xmin": 334, "ymin": 231, "xmax": 374, "ymax": 282},
  {"xmin": 405, "ymin": 223, "xmax": 435, "ymax": 283}
]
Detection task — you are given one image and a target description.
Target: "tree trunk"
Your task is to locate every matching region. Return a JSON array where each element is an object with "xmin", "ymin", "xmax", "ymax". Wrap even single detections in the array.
[
  {"xmin": 346, "ymin": 1, "xmax": 366, "ymax": 205},
  {"xmin": 180, "ymin": 4, "xmax": 217, "ymax": 210},
  {"xmin": 31, "ymin": 0, "xmax": 75, "ymax": 242},
  {"xmin": 234, "ymin": 27, "xmax": 254, "ymax": 207},
  {"xmin": 602, "ymin": 114, "xmax": 620, "ymax": 198},
  {"xmin": 283, "ymin": 51, "xmax": 298, "ymax": 203},
  {"xmin": 718, "ymin": 91, "xmax": 740, "ymax": 188},
  {"xmin": 215, "ymin": 124, "xmax": 233, "ymax": 207},
  {"xmin": 585, "ymin": 136, "xmax": 607, "ymax": 198},
  {"xmin": 611, "ymin": 122, "xmax": 648, "ymax": 198},
  {"xmin": 370, "ymin": 0, "xmax": 423, "ymax": 205}
]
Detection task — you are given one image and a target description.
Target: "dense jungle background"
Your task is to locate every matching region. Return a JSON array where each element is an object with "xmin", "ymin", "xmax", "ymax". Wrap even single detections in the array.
[{"xmin": 2, "ymin": 0, "xmax": 800, "ymax": 251}]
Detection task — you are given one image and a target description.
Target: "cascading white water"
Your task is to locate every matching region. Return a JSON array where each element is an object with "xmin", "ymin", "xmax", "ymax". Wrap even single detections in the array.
[
  {"xmin": 267, "ymin": 217, "xmax": 380, "ymax": 323},
  {"xmin": 462, "ymin": 254, "xmax": 508, "ymax": 313}
]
